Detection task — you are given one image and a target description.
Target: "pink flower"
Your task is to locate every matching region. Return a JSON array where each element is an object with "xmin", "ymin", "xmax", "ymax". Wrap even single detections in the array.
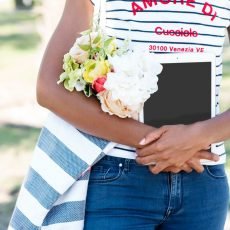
[{"xmin": 93, "ymin": 76, "xmax": 107, "ymax": 93}]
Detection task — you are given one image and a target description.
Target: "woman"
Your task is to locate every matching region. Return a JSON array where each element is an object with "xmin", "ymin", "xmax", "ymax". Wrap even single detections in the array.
[{"xmin": 25, "ymin": 0, "xmax": 230, "ymax": 229}]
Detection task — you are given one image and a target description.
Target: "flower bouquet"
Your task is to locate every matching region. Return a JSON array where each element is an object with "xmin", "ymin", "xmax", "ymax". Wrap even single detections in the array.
[{"xmin": 58, "ymin": 25, "xmax": 162, "ymax": 119}]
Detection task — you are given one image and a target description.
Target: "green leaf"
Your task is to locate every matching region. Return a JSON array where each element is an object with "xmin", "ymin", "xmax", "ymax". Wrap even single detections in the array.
[
  {"xmin": 79, "ymin": 44, "xmax": 91, "ymax": 51},
  {"xmin": 64, "ymin": 79, "xmax": 74, "ymax": 92},
  {"xmin": 62, "ymin": 54, "xmax": 78, "ymax": 73},
  {"xmin": 104, "ymin": 37, "xmax": 115, "ymax": 48},
  {"xmin": 84, "ymin": 84, "xmax": 93, "ymax": 97},
  {"xmin": 63, "ymin": 53, "xmax": 71, "ymax": 62},
  {"xmin": 57, "ymin": 72, "xmax": 68, "ymax": 84},
  {"xmin": 93, "ymin": 34, "xmax": 101, "ymax": 44},
  {"xmin": 68, "ymin": 78, "xmax": 77, "ymax": 89}
]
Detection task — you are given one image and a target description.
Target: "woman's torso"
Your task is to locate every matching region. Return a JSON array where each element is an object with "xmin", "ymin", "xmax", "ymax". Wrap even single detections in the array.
[{"xmin": 92, "ymin": 0, "xmax": 230, "ymax": 164}]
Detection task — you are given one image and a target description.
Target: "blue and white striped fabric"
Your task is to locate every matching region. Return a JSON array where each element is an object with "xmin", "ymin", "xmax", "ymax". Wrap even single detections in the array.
[{"xmin": 8, "ymin": 113, "xmax": 116, "ymax": 229}]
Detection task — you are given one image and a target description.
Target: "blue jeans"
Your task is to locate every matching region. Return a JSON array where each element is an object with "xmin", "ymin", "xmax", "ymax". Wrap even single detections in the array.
[{"xmin": 84, "ymin": 155, "xmax": 229, "ymax": 230}]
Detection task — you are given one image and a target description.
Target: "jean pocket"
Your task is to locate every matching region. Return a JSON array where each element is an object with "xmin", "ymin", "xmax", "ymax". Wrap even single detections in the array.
[
  {"xmin": 89, "ymin": 161, "xmax": 124, "ymax": 183},
  {"xmin": 204, "ymin": 164, "xmax": 227, "ymax": 179}
]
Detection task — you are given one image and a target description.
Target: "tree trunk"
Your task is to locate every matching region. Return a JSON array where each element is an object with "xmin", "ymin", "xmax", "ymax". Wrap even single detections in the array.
[{"xmin": 15, "ymin": 0, "xmax": 33, "ymax": 10}]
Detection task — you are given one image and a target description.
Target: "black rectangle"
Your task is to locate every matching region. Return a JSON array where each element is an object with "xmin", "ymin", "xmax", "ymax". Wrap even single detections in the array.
[{"xmin": 144, "ymin": 62, "xmax": 212, "ymax": 128}]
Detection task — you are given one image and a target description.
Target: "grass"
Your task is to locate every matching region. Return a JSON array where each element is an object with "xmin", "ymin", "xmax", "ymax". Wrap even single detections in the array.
[
  {"xmin": 0, "ymin": 125, "xmax": 40, "ymax": 229},
  {"xmin": 0, "ymin": 11, "xmax": 40, "ymax": 24},
  {"xmin": 0, "ymin": 9, "xmax": 41, "ymax": 51},
  {"xmin": 224, "ymin": 60, "xmax": 230, "ymax": 77},
  {"xmin": 0, "ymin": 1, "xmax": 42, "ymax": 81},
  {"xmin": 0, "ymin": 124, "xmax": 42, "ymax": 229},
  {"xmin": 0, "ymin": 32, "xmax": 41, "ymax": 50},
  {"xmin": 0, "ymin": 181, "xmax": 21, "ymax": 228},
  {"xmin": 226, "ymin": 141, "xmax": 230, "ymax": 169},
  {"xmin": 0, "ymin": 124, "xmax": 41, "ymax": 153},
  {"xmin": 0, "ymin": 3, "xmax": 43, "ymax": 229}
]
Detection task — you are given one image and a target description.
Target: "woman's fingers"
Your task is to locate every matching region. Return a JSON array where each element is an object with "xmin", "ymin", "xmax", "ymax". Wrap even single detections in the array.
[
  {"xmin": 139, "ymin": 126, "xmax": 168, "ymax": 146},
  {"xmin": 136, "ymin": 142, "xmax": 164, "ymax": 157},
  {"xmin": 136, "ymin": 155, "xmax": 158, "ymax": 165},
  {"xmin": 163, "ymin": 167, "xmax": 182, "ymax": 173},
  {"xmin": 187, "ymin": 159, "xmax": 204, "ymax": 173},
  {"xmin": 181, "ymin": 164, "xmax": 193, "ymax": 173},
  {"xmin": 197, "ymin": 151, "xmax": 220, "ymax": 162},
  {"xmin": 151, "ymin": 164, "xmax": 193, "ymax": 174},
  {"xmin": 148, "ymin": 161, "xmax": 170, "ymax": 174},
  {"xmin": 185, "ymin": 151, "xmax": 219, "ymax": 173},
  {"xmin": 161, "ymin": 164, "xmax": 193, "ymax": 173},
  {"xmin": 146, "ymin": 151, "xmax": 219, "ymax": 175},
  {"xmin": 204, "ymin": 144, "xmax": 211, "ymax": 150}
]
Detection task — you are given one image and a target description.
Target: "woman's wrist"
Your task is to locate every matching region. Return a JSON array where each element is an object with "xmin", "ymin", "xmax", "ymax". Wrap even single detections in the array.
[
  {"xmin": 132, "ymin": 124, "xmax": 156, "ymax": 149},
  {"xmin": 190, "ymin": 121, "xmax": 213, "ymax": 149},
  {"xmin": 193, "ymin": 109, "xmax": 230, "ymax": 146}
]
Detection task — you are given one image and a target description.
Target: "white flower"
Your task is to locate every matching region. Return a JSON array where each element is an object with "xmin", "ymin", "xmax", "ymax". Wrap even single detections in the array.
[
  {"xmin": 105, "ymin": 50, "xmax": 162, "ymax": 111},
  {"xmin": 75, "ymin": 81, "xmax": 85, "ymax": 92},
  {"xmin": 138, "ymin": 51, "xmax": 163, "ymax": 75},
  {"xmin": 108, "ymin": 52, "xmax": 140, "ymax": 77},
  {"xmin": 69, "ymin": 32, "xmax": 102, "ymax": 64},
  {"xmin": 69, "ymin": 46, "xmax": 89, "ymax": 64},
  {"xmin": 76, "ymin": 32, "xmax": 101, "ymax": 48}
]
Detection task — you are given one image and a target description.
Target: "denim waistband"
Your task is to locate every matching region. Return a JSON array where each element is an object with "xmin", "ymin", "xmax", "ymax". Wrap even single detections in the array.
[
  {"xmin": 100, "ymin": 154, "xmax": 225, "ymax": 168},
  {"xmin": 101, "ymin": 154, "xmax": 140, "ymax": 165}
]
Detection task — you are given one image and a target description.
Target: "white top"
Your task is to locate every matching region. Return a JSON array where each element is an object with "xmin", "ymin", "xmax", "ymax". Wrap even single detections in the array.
[{"xmin": 91, "ymin": 0, "xmax": 230, "ymax": 165}]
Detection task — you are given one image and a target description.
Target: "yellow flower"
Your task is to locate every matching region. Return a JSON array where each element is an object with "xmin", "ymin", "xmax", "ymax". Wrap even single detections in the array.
[{"xmin": 83, "ymin": 60, "xmax": 110, "ymax": 83}]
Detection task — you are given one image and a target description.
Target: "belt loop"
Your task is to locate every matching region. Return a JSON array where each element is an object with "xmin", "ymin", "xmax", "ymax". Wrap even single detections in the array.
[{"xmin": 124, "ymin": 159, "xmax": 130, "ymax": 172}]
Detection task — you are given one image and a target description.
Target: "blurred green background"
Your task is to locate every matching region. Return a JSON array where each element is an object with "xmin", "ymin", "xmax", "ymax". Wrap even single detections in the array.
[{"xmin": 0, "ymin": 0, "xmax": 229, "ymax": 229}]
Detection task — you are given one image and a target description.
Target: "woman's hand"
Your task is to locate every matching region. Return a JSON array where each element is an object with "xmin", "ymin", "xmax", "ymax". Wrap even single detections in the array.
[
  {"xmin": 148, "ymin": 150, "xmax": 219, "ymax": 174},
  {"xmin": 136, "ymin": 123, "xmax": 219, "ymax": 174}
]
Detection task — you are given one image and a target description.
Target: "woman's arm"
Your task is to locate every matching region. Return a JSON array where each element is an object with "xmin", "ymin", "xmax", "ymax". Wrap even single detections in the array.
[
  {"xmin": 36, "ymin": 0, "xmax": 154, "ymax": 148},
  {"xmin": 200, "ymin": 109, "xmax": 230, "ymax": 143}
]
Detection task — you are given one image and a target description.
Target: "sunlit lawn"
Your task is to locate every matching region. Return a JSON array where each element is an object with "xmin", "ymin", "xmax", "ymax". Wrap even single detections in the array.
[
  {"xmin": 0, "ymin": 2, "xmax": 43, "ymax": 228},
  {"xmin": 0, "ymin": 125, "xmax": 41, "ymax": 229}
]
